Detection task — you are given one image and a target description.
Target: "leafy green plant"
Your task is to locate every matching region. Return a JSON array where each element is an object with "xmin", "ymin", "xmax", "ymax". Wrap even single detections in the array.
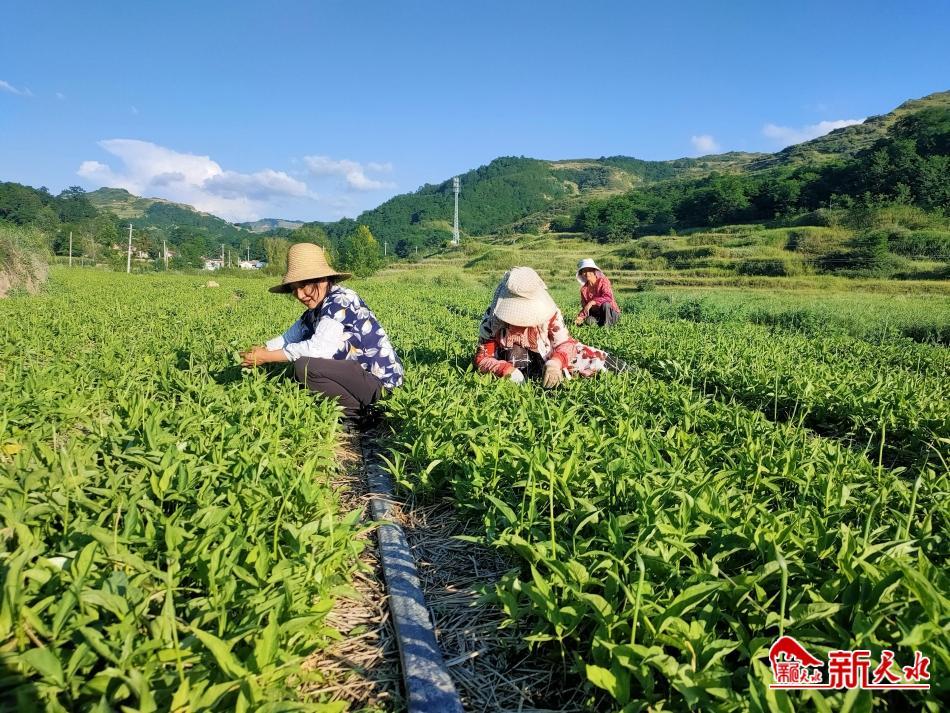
[
  {"xmin": 0, "ymin": 270, "xmax": 364, "ymax": 711},
  {"xmin": 364, "ymin": 273, "xmax": 949, "ymax": 712}
]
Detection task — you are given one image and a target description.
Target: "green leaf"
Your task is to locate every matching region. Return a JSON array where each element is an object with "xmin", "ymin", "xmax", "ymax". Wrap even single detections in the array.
[
  {"xmin": 656, "ymin": 581, "xmax": 723, "ymax": 632},
  {"xmin": 253, "ymin": 614, "xmax": 280, "ymax": 670},
  {"xmin": 192, "ymin": 628, "xmax": 249, "ymax": 679},
  {"xmin": 586, "ymin": 663, "xmax": 620, "ymax": 698},
  {"xmin": 20, "ymin": 647, "xmax": 65, "ymax": 686}
]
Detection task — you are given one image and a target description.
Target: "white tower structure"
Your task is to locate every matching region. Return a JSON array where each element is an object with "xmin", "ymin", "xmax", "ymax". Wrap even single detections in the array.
[{"xmin": 452, "ymin": 176, "xmax": 460, "ymax": 246}]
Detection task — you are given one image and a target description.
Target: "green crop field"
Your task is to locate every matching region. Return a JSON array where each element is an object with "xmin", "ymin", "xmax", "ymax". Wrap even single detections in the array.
[
  {"xmin": 364, "ymin": 272, "xmax": 949, "ymax": 711},
  {"xmin": 0, "ymin": 270, "xmax": 368, "ymax": 712},
  {"xmin": 2, "ymin": 266, "xmax": 948, "ymax": 712}
]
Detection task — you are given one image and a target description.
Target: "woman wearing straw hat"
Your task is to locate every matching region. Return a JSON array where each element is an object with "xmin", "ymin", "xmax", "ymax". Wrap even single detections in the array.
[
  {"xmin": 574, "ymin": 258, "xmax": 621, "ymax": 327},
  {"xmin": 239, "ymin": 243, "xmax": 403, "ymax": 420},
  {"xmin": 475, "ymin": 266, "xmax": 611, "ymax": 387}
]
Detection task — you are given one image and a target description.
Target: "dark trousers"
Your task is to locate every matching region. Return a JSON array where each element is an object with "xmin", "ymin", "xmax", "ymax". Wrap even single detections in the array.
[
  {"xmin": 585, "ymin": 304, "xmax": 620, "ymax": 327},
  {"xmin": 292, "ymin": 358, "xmax": 383, "ymax": 419}
]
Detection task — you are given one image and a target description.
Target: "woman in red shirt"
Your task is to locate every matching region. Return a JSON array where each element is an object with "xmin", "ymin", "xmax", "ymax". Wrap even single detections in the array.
[
  {"xmin": 574, "ymin": 258, "xmax": 621, "ymax": 327},
  {"xmin": 474, "ymin": 267, "xmax": 611, "ymax": 387}
]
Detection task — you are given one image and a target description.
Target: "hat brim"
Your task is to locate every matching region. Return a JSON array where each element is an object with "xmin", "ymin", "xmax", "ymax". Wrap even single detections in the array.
[
  {"xmin": 269, "ymin": 271, "xmax": 351, "ymax": 293},
  {"xmin": 492, "ymin": 290, "xmax": 558, "ymax": 327}
]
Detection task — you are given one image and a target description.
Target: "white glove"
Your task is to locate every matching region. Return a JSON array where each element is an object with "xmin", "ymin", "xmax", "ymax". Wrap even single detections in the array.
[
  {"xmin": 542, "ymin": 360, "xmax": 563, "ymax": 388},
  {"xmin": 509, "ymin": 368, "xmax": 525, "ymax": 384}
]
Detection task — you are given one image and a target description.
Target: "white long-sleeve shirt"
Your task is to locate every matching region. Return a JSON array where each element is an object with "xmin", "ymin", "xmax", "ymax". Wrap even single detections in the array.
[{"xmin": 265, "ymin": 285, "xmax": 404, "ymax": 389}]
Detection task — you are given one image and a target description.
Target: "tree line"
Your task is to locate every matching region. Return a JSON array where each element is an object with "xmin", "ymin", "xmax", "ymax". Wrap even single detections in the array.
[
  {"xmin": 572, "ymin": 108, "xmax": 949, "ymax": 241},
  {"xmin": 0, "ymin": 183, "xmax": 386, "ymax": 275}
]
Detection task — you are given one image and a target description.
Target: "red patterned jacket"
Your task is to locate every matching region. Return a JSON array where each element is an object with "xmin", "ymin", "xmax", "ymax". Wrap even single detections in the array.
[
  {"xmin": 474, "ymin": 309, "xmax": 606, "ymax": 378},
  {"xmin": 579, "ymin": 272, "xmax": 620, "ymax": 316}
]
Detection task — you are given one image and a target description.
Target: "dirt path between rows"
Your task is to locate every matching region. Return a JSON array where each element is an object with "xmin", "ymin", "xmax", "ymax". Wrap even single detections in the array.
[
  {"xmin": 303, "ymin": 428, "xmax": 587, "ymax": 712},
  {"xmin": 362, "ymin": 429, "xmax": 587, "ymax": 713}
]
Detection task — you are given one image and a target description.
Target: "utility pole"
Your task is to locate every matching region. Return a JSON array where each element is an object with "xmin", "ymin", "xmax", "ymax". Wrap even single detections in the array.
[
  {"xmin": 247, "ymin": 245, "xmax": 250, "ymax": 261},
  {"xmin": 452, "ymin": 176, "xmax": 460, "ymax": 246},
  {"xmin": 384, "ymin": 241, "xmax": 388, "ymax": 257},
  {"xmin": 163, "ymin": 239, "xmax": 168, "ymax": 270},
  {"xmin": 68, "ymin": 231, "xmax": 73, "ymax": 266},
  {"xmin": 220, "ymin": 244, "xmax": 225, "ymax": 270},
  {"xmin": 126, "ymin": 224, "xmax": 133, "ymax": 273}
]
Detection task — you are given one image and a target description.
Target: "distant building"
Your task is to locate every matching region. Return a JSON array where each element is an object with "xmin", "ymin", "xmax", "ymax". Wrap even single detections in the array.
[{"xmin": 205, "ymin": 257, "xmax": 266, "ymax": 271}]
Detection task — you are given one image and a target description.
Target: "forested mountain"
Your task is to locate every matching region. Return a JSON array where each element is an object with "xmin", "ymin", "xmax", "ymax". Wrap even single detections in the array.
[
  {"xmin": 575, "ymin": 92, "xmax": 949, "ymax": 241},
  {"xmin": 2, "ymin": 91, "xmax": 947, "ymax": 268},
  {"xmin": 310, "ymin": 90, "xmax": 946, "ymax": 248},
  {"xmin": 342, "ymin": 152, "xmax": 771, "ymax": 249},
  {"xmin": 86, "ymin": 188, "xmax": 251, "ymax": 244},
  {"xmin": 752, "ymin": 91, "xmax": 950, "ymax": 170}
]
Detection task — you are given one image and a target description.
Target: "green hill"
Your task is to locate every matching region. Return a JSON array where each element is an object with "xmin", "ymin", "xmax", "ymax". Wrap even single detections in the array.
[
  {"xmin": 6, "ymin": 90, "xmax": 946, "ymax": 267},
  {"xmin": 347, "ymin": 151, "xmax": 774, "ymax": 247},
  {"xmin": 86, "ymin": 188, "xmax": 248, "ymax": 240},
  {"xmin": 750, "ymin": 90, "xmax": 950, "ymax": 170},
  {"xmin": 331, "ymin": 90, "xmax": 947, "ymax": 247}
]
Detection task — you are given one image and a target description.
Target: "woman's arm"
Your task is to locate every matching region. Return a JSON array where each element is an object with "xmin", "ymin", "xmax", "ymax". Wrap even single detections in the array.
[
  {"xmin": 548, "ymin": 311, "xmax": 577, "ymax": 370},
  {"xmin": 475, "ymin": 338, "xmax": 515, "ymax": 377},
  {"xmin": 264, "ymin": 318, "xmax": 307, "ymax": 352},
  {"xmin": 240, "ymin": 345, "xmax": 288, "ymax": 367},
  {"xmin": 592, "ymin": 275, "xmax": 616, "ymax": 305},
  {"xmin": 282, "ymin": 317, "xmax": 345, "ymax": 361}
]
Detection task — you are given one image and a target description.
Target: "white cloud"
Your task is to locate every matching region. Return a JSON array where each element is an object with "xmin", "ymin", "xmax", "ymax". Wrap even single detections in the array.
[
  {"xmin": 690, "ymin": 134, "xmax": 720, "ymax": 154},
  {"xmin": 130, "ymin": 105, "xmax": 139, "ymax": 115},
  {"xmin": 77, "ymin": 139, "xmax": 309, "ymax": 222},
  {"xmin": 762, "ymin": 118, "xmax": 864, "ymax": 147},
  {"xmin": 205, "ymin": 169, "xmax": 309, "ymax": 200},
  {"xmin": 303, "ymin": 155, "xmax": 395, "ymax": 191},
  {"xmin": 0, "ymin": 80, "xmax": 33, "ymax": 97},
  {"xmin": 56, "ymin": 92, "xmax": 66, "ymax": 101}
]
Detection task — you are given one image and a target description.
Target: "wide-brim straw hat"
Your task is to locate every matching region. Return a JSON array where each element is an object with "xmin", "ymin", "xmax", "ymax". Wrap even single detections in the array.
[
  {"xmin": 491, "ymin": 266, "xmax": 558, "ymax": 327},
  {"xmin": 576, "ymin": 257, "xmax": 601, "ymax": 284},
  {"xmin": 269, "ymin": 242, "xmax": 351, "ymax": 293}
]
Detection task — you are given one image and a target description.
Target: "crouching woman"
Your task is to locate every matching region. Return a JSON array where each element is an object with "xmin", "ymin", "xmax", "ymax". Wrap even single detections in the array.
[
  {"xmin": 240, "ymin": 243, "xmax": 403, "ymax": 419},
  {"xmin": 474, "ymin": 266, "xmax": 611, "ymax": 387}
]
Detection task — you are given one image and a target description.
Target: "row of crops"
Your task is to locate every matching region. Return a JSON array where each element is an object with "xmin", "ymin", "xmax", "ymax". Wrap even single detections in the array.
[
  {"xmin": 361, "ymin": 274, "xmax": 949, "ymax": 711},
  {"xmin": 435, "ymin": 285, "xmax": 949, "ymax": 470},
  {"xmin": 1, "ymin": 271, "xmax": 365, "ymax": 711},
  {"xmin": 2, "ymin": 267, "xmax": 947, "ymax": 711}
]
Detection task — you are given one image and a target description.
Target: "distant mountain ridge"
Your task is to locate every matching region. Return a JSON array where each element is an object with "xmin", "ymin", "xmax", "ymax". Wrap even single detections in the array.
[
  {"xmin": 85, "ymin": 190, "xmax": 301, "ymax": 239},
  {"xmin": 346, "ymin": 90, "xmax": 948, "ymax": 245},
  {"xmin": 82, "ymin": 90, "xmax": 948, "ymax": 247},
  {"xmin": 236, "ymin": 218, "xmax": 305, "ymax": 233},
  {"xmin": 750, "ymin": 90, "xmax": 950, "ymax": 170}
]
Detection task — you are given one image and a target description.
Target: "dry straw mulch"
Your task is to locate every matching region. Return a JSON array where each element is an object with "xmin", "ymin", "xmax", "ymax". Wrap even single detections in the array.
[
  {"xmin": 400, "ymin": 494, "xmax": 588, "ymax": 712},
  {"xmin": 301, "ymin": 432, "xmax": 402, "ymax": 711}
]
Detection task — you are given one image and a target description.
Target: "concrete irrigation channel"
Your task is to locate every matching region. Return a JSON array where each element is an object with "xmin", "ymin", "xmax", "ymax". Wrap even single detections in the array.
[
  {"xmin": 361, "ymin": 436, "xmax": 465, "ymax": 713},
  {"xmin": 354, "ymin": 431, "xmax": 587, "ymax": 713}
]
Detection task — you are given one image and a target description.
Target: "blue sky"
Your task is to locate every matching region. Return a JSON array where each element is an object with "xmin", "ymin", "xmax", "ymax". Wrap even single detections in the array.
[{"xmin": 1, "ymin": 1, "xmax": 948, "ymax": 222}]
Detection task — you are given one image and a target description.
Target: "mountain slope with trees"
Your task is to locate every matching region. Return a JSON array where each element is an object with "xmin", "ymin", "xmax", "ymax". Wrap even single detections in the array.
[
  {"xmin": 2, "ymin": 90, "xmax": 946, "ymax": 277},
  {"xmin": 308, "ymin": 90, "xmax": 946, "ymax": 249}
]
